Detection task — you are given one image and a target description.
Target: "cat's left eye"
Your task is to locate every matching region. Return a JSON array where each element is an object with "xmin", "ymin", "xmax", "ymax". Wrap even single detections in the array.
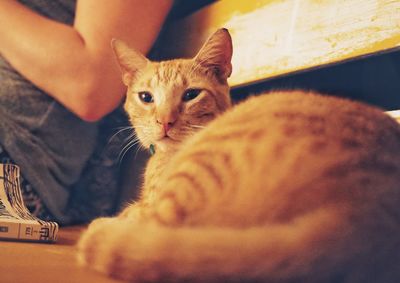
[
  {"xmin": 182, "ymin": 89, "xmax": 202, "ymax": 102},
  {"xmin": 138, "ymin": 91, "xmax": 154, "ymax": 103}
]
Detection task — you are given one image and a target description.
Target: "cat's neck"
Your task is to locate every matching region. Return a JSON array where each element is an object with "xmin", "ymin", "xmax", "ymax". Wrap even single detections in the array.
[
  {"xmin": 151, "ymin": 150, "xmax": 172, "ymax": 160},
  {"xmin": 143, "ymin": 149, "xmax": 175, "ymax": 190},
  {"xmin": 149, "ymin": 145, "xmax": 177, "ymax": 164},
  {"xmin": 150, "ymin": 142, "xmax": 180, "ymax": 157}
]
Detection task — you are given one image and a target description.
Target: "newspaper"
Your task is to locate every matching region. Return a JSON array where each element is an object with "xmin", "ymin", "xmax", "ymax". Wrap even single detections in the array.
[{"xmin": 0, "ymin": 164, "xmax": 58, "ymax": 242}]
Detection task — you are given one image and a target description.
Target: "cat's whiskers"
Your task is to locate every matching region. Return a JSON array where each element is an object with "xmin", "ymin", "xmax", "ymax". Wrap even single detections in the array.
[
  {"xmin": 187, "ymin": 124, "xmax": 206, "ymax": 129},
  {"xmin": 108, "ymin": 126, "xmax": 134, "ymax": 145},
  {"xmin": 118, "ymin": 134, "xmax": 142, "ymax": 163},
  {"xmin": 133, "ymin": 142, "xmax": 146, "ymax": 159},
  {"xmin": 122, "ymin": 132, "xmax": 137, "ymax": 145},
  {"xmin": 118, "ymin": 140, "xmax": 141, "ymax": 163}
]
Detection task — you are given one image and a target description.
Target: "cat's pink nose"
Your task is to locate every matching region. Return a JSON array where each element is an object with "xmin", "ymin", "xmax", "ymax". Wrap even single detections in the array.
[
  {"xmin": 156, "ymin": 113, "xmax": 177, "ymax": 135},
  {"xmin": 163, "ymin": 122, "xmax": 172, "ymax": 134},
  {"xmin": 157, "ymin": 119, "xmax": 175, "ymax": 134},
  {"xmin": 156, "ymin": 110, "xmax": 178, "ymax": 135}
]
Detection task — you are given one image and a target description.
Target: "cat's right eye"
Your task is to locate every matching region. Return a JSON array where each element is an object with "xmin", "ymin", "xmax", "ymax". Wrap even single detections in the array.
[
  {"xmin": 182, "ymin": 88, "xmax": 202, "ymax": 102},
  {"xmin": 138, "ymin": 92, "xmax": 154, "ymax": 104}
]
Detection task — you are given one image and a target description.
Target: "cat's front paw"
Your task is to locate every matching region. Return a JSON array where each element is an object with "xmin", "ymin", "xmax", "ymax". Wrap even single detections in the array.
[
  {"xmin": 77, "ymin": 217, "xmax": 118, "ymax": 269},
  {"xmin": 77, "ymin": 217, "xmax": 153, "ymax": 281}
]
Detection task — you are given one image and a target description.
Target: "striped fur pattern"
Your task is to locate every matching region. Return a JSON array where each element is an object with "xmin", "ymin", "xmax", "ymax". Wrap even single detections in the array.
[{"xmin": 78, "ymin": 29, "xmax": 400, "ymax": 282}]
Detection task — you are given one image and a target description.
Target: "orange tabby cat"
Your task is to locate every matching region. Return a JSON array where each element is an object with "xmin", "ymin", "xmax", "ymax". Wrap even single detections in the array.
[{"xmin": 78, "ymin": 29, "xmax": 400, "ymax": 282}]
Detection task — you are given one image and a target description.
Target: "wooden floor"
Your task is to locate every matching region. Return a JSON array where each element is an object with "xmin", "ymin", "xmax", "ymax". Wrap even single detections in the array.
[{"xmin": 0, "ymin": 225, "xmax": 119, "ymax": 283}]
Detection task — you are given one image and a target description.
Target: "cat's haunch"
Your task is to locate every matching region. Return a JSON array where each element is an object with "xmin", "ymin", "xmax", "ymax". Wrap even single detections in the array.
[{"xmin": 78, "ymin": 29, "xmax": 400, "ymax": 283}]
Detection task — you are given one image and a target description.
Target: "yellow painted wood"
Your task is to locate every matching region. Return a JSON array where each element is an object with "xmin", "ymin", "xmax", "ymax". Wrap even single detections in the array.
[
  {"xmin": 387, "ymin": 110, "xmax": 400, "ymax": 123},
  {"xmin": 160, "ymin": 0, "xmax": 400, "ymax": 87}
]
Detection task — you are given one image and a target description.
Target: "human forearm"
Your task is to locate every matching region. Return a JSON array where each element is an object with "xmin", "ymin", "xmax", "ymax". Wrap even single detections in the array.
[
  {"xmin": 0, "ymin": 1, "xmax": 113, "ymax": 120},
  {"xmin": 0, "ymin": 0, "xmax": 172, "ymax": 121}
]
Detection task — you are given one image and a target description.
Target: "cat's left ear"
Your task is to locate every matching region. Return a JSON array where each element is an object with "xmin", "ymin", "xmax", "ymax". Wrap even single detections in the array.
[
  {"xmin": 193, "ymin": 28, "xmax": 233, "ymax": 80},
  {"xmin": 111, "ymin": 39, "xmax": 149, "ymax": 86}
]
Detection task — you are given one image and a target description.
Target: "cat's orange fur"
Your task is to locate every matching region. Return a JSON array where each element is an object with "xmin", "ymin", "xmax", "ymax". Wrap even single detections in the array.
[{"xmin": 78, "ymin": 29, "xmax": 400, "ymax": 282}]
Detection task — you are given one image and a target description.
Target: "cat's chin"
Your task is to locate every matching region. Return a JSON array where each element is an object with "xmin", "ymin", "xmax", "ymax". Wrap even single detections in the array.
[{"xmin": 154, "ymin": 137, "xmax": 180, "ymax": 153}]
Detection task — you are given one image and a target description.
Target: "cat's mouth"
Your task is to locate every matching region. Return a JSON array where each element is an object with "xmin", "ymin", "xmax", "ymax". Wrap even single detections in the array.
[
  {"xmin": 154, "ymin": 135, "xmax": 180, "ymax": 152},
  {"xmin": 153, "ymin": 134, "xmax": 179, "ymax": 145},
  {"xmin": 160, "ymin": 135, "xmax": 178, "ymax": 142}
]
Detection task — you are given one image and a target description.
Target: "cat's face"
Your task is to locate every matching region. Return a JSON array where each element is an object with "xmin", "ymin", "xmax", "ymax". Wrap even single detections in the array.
[
  {"xmin": 122, "ymin": 59, "xmax": 231, "ymax": 152},
  {"xmin": 113, "ymin": 29, "xmax": 233, "ymax": 152}
]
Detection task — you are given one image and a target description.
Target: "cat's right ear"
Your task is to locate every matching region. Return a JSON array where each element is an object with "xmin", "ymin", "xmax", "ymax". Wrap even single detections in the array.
[
  {"xmin": 111, "ymin": 39, "xmax": 149, "ymax": 86},
  {"xmin": 193, "ymin": 28, "xmax": 233, "ymax": 80}
]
